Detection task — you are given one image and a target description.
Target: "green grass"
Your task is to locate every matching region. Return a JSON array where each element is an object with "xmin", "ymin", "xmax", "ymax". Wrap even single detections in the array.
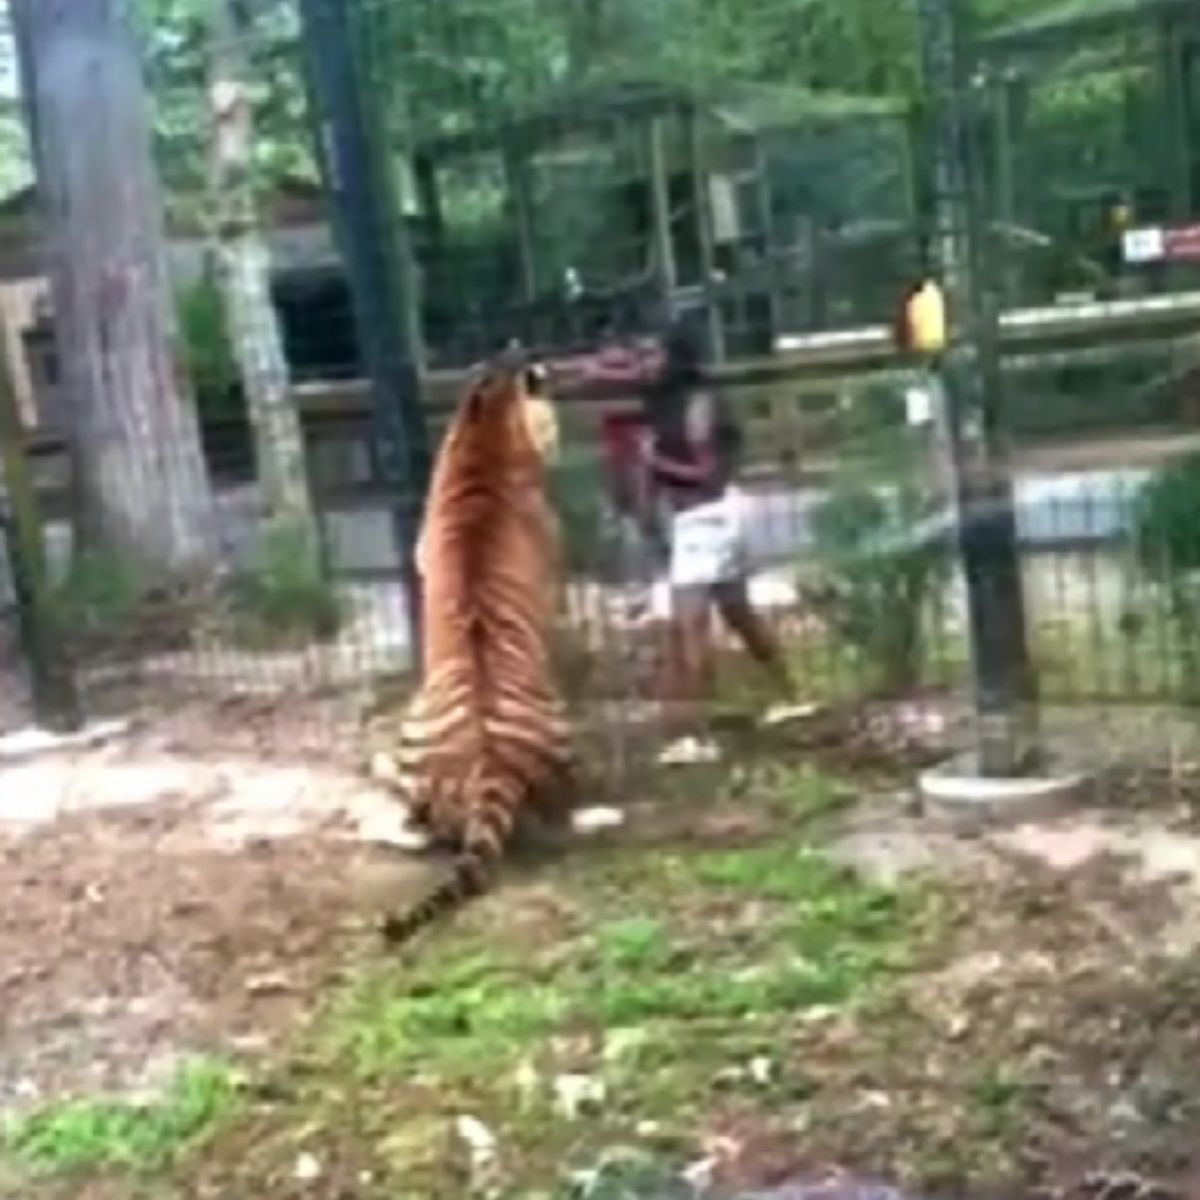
[
  {"xmin": 227, "ymin": 518, "xmax": 343, "ymax": 649},
  {"xmin": 328, "ymin": 838, "xmax": 927, "ymax": 1082},
  {"xmin": 52, "ymin": 547, "xmax": 146, "ymax": 640},
  {"xmin": 2, "ymin": 1059, "xmax": 238, "ymax": 1175},
  {"xmin": 308, "ymin": 829, "xmax": 938, "ymax": 1197},
  {"xmin": 966, "ymin": 1065, "xmax": 1036, "ymax": 1140},
  {"xmin": 3, "ymin": 766, "xmax": 950, "ymax": 1198}
]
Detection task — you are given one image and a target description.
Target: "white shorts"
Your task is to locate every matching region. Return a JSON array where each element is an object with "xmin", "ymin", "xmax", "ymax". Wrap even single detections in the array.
[{"xmin": 668, "ymin": 488, "xmax": 749, "ymax": 589}]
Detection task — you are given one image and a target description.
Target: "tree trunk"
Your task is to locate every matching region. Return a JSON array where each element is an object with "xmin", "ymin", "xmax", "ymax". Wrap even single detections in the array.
[
  {"xmin": 209, "ymin": 0, "xmax": 317, "ymax": 543},
  {"xmin": 12, "ymin": 0, "xmax": 218, "ymax": 577}
]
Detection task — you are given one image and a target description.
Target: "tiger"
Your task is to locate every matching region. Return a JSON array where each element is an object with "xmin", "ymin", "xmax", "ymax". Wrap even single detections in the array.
[{"xmin": 379, "ymin": 351, "xmax": 575, "ymax": 944}]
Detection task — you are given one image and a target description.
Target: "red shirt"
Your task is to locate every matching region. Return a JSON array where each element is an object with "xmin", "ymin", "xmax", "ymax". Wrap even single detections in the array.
[
  {"xmin": 600, "ymin": 410, "xmax": 652, "ymax": 519},
  {"xmin": 600, "ymin": 410, "xmax": 645, "ymax": 471}
]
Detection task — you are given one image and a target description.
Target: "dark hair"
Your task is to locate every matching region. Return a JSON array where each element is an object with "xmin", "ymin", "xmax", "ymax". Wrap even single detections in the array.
[
  {"xmin": 661, "ymin": 320, "xmax": 704, "ymax": 383},
  {"xmin": 644, "ymin": 319, "xmax": 707, "ymax": 447}
]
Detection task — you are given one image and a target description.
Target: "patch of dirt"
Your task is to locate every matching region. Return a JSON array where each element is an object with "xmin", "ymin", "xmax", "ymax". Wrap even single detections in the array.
[
  {"xmin": 0, "ymin": 803, "xmax": 352, "ymax": 1111},
  {"xmin": 0, "ymin": 703, "xmax": 425, "ymax": 1120}
]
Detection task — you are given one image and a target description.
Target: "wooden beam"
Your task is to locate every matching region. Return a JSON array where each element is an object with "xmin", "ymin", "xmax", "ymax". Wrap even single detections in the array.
[
  {"xmin": 752, "ymin": 138, "xmax": 782, "ymax": 342},
  {"xmin": 645, "ymin": 114, "xmax": 676, "ymax": 307},
  {"xmin": 687, "ymin": 109, "xmax": 725, "ymax": 361},
  {"xmin": 991, "ymin": 72, "xmax": 1022, "ymax": 305}
]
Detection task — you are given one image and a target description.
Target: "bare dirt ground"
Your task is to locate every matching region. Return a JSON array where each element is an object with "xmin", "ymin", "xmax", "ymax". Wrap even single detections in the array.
[{"xmin": 0, "ymin": 693, "xmax": 429, "ymax": 1124}]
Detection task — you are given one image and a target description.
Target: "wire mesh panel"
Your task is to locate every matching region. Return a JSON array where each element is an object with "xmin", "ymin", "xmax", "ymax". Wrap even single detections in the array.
[
  {"xmin": 964, "ymin": 0, "xmax": 1200, "ymax": 776},
  {"xmin": 344, "ymin": 0, "xmax": 925, "ymax": 363},
  {"xmin": 5, "ymin": 0, "xmax": 1200, "ymax": 790},
  {"xmin": 326, "ymin": 0, "xmax": 962, "ymax": 781},
  {"xmin": 0, "ymin": 513, "xmax": 32, "ymax": 735},
  {"xmin": 974, "ymin": 0, "xmax": 1200, "ymax": 308}
]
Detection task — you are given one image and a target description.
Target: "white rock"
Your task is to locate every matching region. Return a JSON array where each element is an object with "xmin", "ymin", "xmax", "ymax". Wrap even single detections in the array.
[
  {"xmin": 748, "ymin": 1055, "xmax": 775, "ymax": 1085},
  {"xmin": 0, "ymin": 719, "xmax": 130, "ymax": 762},
  {"xmin": 552, "ymin": 1073, "xmax": 606, "ymax": 1119},
  {"xmin": 570, "ymin": 806, "xmax": 625, "ymax": 834},
  {"xmin": 293, "ymin": 1152, "xmax": 321, "ymax": 1181},
  {"xmin": 455, "ymin": 1114, "xmax": 497, "ymax": 1156}
]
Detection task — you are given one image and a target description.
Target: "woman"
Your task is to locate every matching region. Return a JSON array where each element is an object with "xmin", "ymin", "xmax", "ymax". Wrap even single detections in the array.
[{"xmin": 642, "ymin": 322, "xmax": 808, "ymax": 764}]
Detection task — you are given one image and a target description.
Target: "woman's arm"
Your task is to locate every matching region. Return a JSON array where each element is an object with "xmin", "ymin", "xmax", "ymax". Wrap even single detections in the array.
[{"xmin": 643, "ymin": 445, "xmax": 714, "ymax": 483}]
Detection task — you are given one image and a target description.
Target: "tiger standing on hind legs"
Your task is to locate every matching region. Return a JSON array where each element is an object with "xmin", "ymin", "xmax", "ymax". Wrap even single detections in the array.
[{"xmin": 375, "ymin": 352, "xmax": 578, "ymax": 945}]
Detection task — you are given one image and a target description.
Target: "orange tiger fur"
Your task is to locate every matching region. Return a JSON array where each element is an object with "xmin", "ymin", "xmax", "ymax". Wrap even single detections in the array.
[{"xmin": 381, "ymin": 355, "xmax": 574, "ymax": 944}]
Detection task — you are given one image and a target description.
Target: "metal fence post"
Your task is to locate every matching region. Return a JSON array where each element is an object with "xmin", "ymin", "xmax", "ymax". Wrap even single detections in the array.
[
  {"xmin": 296, "ymin": 0, "xmax": 430, "ymax": 666},
  {"xmin": 0, "ymin": 332, "xmax": 80, "ymax": 733},
  {"xmin": 916, "ymin": 0, "xmax": 1039, "ymax": 775}
]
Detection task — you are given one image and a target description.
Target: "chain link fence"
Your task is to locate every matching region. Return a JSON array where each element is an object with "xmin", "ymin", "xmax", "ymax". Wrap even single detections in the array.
[{"xmin": 2, "ymin": 0, "xmax": 1200, "ymax": 786}]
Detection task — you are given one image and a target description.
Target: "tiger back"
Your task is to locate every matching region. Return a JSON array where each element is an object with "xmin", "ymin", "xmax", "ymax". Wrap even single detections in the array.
[{"xmin": 382, "ymin": 356, "xmax": 574, "ymax": 943}]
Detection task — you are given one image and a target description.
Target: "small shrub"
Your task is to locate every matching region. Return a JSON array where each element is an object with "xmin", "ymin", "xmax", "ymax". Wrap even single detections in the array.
[
  {"xmin": 3, "ymin": 1058, "xmax": 236, "ymax": 1174},
  {"xmin": 548, "ymin": 447, "xmax": 620, "ymax": 578},
  {"xmin": 177, "ymin": 274, "xmax": 240, "ymax": 422},
  {"xmin": 228, "ymin": 519, "xmax": 342, "ymax": 648},
  {"xmin": 53, "ymin": 547, "xmax": 145, "ymax": 640},
  {"xmin": 1131, "ymin": 451, "xmax": 1200, "ymax": 697},
  {"xmin": 806, "ymin": 453, "xmax": 947, "ymax": 693},
  {"xmin": 1132, "ymin": 451, "xmax": 1200, "ymax": 573}
]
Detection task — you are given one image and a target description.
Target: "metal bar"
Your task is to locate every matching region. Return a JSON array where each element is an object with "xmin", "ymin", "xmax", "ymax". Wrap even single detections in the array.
[
  {"xmin": 975, "ymin": 0, "xmax": 1191, "ymax": 60},
  {"xmin": 1160, "ymin": 15, "xmax": 1191, "ymax": 224},
  {"xmin": 0, "ymin": 312, "xmax": 79, "ymax": 731},
  {"xmin": 775, "ymin": 289, "xmax": 1200, "ymax": 378},
  {"xmin": 917, "ymin": 0, "xmax": 1039, "ymax": 775},
  {"xmin": 296, "ymin": 0, "xmax": 430, "ymax": 664},
  {"xmin": 687, "ymin": 108, "xmax": 726, "ymax": 362},
  {"xmin": 646, "ymin": 114, "xmax": 677, "ymax": 308}
]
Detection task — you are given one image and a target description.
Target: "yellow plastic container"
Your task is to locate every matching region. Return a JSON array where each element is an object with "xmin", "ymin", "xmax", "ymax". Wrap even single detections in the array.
[{"xmin": 902, "ymin": 279, "xmax": 947, "ymax": 354}]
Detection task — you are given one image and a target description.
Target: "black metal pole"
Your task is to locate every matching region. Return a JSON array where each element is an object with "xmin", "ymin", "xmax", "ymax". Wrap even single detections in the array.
[
  {"xmin": 296, "ymin": 0, "xmax": 430, "ymax": 663},
  {"xmin": 0, "ymin": 337, "xmax": 80, "ymax": 732},
  {"xmin": 916, "ymin": 0, "xmax": 1038, "ymax": 775}
]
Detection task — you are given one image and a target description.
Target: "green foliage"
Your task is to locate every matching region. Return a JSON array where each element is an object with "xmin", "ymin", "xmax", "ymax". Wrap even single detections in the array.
[
  {"xmin": 113, "ymin": 0, "xmax": 1151, "ymax": 310},
  {"xmin": 569, "ymin": 1149, "xmax": 685, "ymax": 1200},
  {"xmin": 228, "ymin": 519, "xmax": 342, "ymax": 647},
  {"xmin": 1131, "ymin": 452, "xmax": 1200, "ymax": 697},
  {"xmin": 177, "ymin": 274, "xmax": 240, "ymax": 419},
  {"xmin": 0, "ymin": 112, "xmax": 33, "ymax": 200},
  {"xmin": 595, "ymin": 916, "xmax": 671, "ymax": 970},
  {"xmin": 548, "ymin": 447, "xmax": 618, "ymax": 577},
  {"xmin": 133, "ymin": 0, "xmax": 316, "ymax": 207},
  {"xmin": 53, "ymin": 548, "xmax": 146, "ymax": 639},
  {"xmin": 2, "ymin": 1059, "xmax": 236, "ymax": 1174},
  {"xmin": 806, "ymin": 393, "xmax": 947, "ymax": 691},
  {"xmin": 1132, "ymin": 451, "xmax": 1200, "ymax": 578}
]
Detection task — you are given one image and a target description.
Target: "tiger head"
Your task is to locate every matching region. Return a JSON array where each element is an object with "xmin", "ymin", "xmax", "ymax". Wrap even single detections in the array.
[
  {"xmin": 519, "ymin": 362, "xmax": 560, "ymax": 466},
  {"xmin": 465, "ymin": 351, "xmax": 560, "ymax": 468}
]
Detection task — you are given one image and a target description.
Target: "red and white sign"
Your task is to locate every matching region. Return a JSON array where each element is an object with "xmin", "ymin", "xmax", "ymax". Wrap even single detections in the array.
[
  {"xmin": 1165, "ymin": 223, "xmax": 1200, "ymax": 261},
  {"xmin": 1123, "ymin": 222, "xmax": 1200, "ymax": 264}
]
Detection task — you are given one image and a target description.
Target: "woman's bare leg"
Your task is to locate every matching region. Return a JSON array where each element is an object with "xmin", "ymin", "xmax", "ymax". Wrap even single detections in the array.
[
  {"xmin": 662, "ymin": 586, "xmax": 714, "ymax": 723},
  {"xmin": 656, "ymin": 585, "xmax": 721, "ymax": 759},
  {"xmin": 712, "ymin": 579, "xmax": 795, "ymax": 700}
]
